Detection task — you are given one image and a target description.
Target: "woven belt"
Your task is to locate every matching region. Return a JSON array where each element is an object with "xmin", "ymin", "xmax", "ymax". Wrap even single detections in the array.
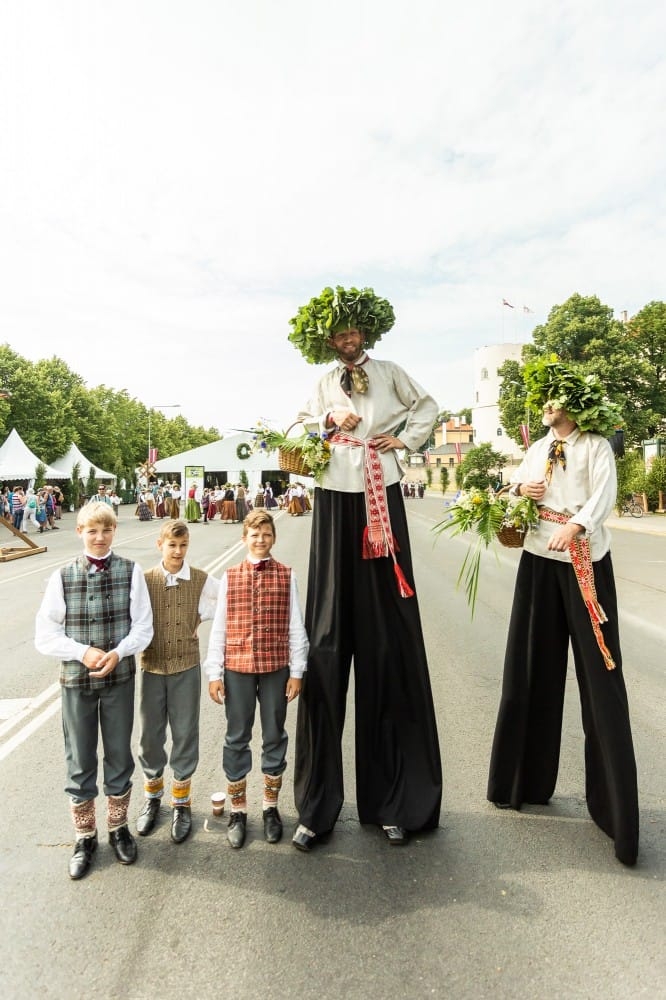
[
  {"xmin": 539, "ymin": 507, "xmax": 615, "ymax": 670},
  {"xmin": 330, "ymin": 431, "xmax": 414, "ymax": 598}
]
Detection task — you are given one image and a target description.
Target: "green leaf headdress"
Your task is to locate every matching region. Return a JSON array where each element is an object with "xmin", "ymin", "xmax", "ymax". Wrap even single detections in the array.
[
  {"xmin": 288, "ymin": 285, "xmax": 396, "ymax": 365},
  {"xmin": 523, "ymin": 356, "xmax": 623, "ymax": 437}
]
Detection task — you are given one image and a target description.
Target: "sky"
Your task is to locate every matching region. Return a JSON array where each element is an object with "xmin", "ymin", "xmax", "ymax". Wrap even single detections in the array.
[{"xmin": 0, "ymin": 0, "xmax": 664, "ymax": 436}]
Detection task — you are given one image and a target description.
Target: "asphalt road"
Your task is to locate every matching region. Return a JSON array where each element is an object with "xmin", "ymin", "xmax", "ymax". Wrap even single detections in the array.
[{"xmin": 0, "ymin": 500, "xmax": 664, "ymax": 1000}]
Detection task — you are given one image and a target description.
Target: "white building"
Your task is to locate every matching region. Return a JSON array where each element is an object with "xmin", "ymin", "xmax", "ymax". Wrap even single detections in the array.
[{"xmin": 471, "ymin": 343, "xmax": 524, "ymax": 461}]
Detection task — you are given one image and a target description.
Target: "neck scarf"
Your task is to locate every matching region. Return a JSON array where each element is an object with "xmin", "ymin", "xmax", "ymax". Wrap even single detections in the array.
[
  {"xmin": 545, "ymin": 438, "xmax": 566, "ymax": 483},
  {"xmin": 331, "ymin": 431, "xmax": 414, "ymax": 598},
  {"xmin": 339, "ymin": 355, "xmax": 369, "ymax": 397}
]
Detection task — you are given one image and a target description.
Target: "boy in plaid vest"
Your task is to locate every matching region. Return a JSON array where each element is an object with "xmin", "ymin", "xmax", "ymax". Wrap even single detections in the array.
[
  {"xmin": 135, "ymin": 519, "xmax": 219, "ymax": 844},
  {"xmin": 204, "ymin": 509, "xmax": 308, "ymax": 848},
  {"xmin": 35, "ymin": 503, "xmax": 153, "ymax": 880}
]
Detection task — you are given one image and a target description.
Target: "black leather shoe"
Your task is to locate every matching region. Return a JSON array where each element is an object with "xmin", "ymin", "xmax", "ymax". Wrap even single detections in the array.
[
  {"xmin": 136, "ymin": 798, "xmax": 161, "ymax": 836},
  {"xmin": 69, "ymin": 833, "xmax": 97, "ymax": 880},
  {"xmin": 227, "ymin": 811, "xmax": 247, "ymax": 848},
  {"xmin": 292, "ymin": 826, "xmax": 317, "ymax": 852},
  {"xmin": 171, "ymin": 806, "xmax": 192, "ymax": 844},
  {"xmin": 109, "ymin": 825, "xmax": 138, "ymax": 864},
  {"xmin": 382, "ymin": 825, "xmax": 408, "ymax": 845},
  {"xmin": 263, "ymin": 807, "xmax": 283, "ymax": 844}
]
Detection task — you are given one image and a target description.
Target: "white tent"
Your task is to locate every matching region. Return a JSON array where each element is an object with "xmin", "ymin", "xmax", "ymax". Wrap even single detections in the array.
[
  {"xmin": 51, "ymin": 442, "xmax": 115, "ymax": 482},
  {"xmin": 0, "ymin": 428, "xmax": 67, "ymax": 482},
  {"xmin": 153, "ymin": 432, "xmax": 298, "ymax": 493}
]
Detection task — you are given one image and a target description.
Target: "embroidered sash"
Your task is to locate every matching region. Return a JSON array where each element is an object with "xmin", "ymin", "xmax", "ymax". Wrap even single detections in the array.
[
  {"xmin": 330, "ymin": 431, "xmax": 414, "ymax": 598},
  {"xmin": 539, "ymin": 507, "xmax": 615, "ymax": 670}
]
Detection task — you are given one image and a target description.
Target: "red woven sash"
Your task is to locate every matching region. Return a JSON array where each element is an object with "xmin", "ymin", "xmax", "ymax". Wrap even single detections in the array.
[
  {"xmin": 331, "ymin": 431, "xmax": 414, "ymax": 598},
  {"xmin": 539, "ymin": 507, "xmax": 615, "ymax": 670}
]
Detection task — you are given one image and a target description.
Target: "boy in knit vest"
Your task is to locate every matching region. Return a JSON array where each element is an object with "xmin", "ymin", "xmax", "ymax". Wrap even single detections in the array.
[
  {"xmin": 204, "ymin": 509, "xmax": 308, "ymax": 847},
  {"xmin": 35, "ymin": 503, "xmax": 153, "ymax": 880},
  {"xmin": 135, "ymin": 519, "xmax": 219, "ymax": 843}
]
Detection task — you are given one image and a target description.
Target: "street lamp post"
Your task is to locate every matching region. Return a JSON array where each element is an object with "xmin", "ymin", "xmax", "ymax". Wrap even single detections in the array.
[{"xmin": 147, "ymin": 404, "xmax": 181, "ymax": 483}]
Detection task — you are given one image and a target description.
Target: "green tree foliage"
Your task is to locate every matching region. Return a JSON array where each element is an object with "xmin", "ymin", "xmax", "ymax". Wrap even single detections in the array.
[
  {"xmin": 500, "ymin": 294, "xmax": 665, "ymax": 447},
  {"xmin": 615, "ymin": 452, "xmax": 645, "ymax": 513},
  {"xmin": 456, "ymin": 442, "xmax": 507, "ymax": 490},
  {"xmin": 497, "ymin": 359, "xmax": 546, "ymax": 451},
  {"xmin": 0, "ymin": 345, "xmax": 221, "ymax": 477}
]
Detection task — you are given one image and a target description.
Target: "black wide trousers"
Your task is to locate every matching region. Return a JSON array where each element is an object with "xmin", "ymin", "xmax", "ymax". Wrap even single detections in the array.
[
  {"xmin": 294, "ymin": 484, "xmax": 442, "ymax": 835},
  {"xmin": 487, "ymin": 551, "xmax": 639, "ymax": 865}
]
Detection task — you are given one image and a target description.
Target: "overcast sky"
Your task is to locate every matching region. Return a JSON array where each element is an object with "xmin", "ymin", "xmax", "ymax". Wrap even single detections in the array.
[{"xmin": 1, "ymin": 1, "xmax": 664, "ymax": 435}]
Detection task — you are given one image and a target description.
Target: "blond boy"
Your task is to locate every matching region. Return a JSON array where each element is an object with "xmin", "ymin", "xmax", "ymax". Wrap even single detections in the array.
[{"xmin": 35, "ymin": 504, "xmax": 153, "ymax": 880}]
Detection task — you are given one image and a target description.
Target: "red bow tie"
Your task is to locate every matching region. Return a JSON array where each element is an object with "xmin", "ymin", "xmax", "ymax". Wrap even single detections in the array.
[
  {"xmin": 253, "ymin": 561, "xmax": 267, "ymax": 571},
  {"xmin": 86, "ymin": 555, "xmax": 109, "ymax": 570}
]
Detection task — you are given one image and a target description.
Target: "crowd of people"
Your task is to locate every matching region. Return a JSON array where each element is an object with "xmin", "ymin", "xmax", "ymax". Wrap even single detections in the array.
[{"xmin": 1, "ymin": 484, "xmax": 65, "ymax": 533}]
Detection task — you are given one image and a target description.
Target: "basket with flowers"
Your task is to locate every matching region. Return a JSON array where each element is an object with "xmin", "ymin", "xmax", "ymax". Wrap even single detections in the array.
[
  {"xmin": 248, "ymin": 422, "xmax": 332, "ymax": 484},
  {"xmin": 434, "ymin": 488, "xmax": 539, "ymax": 615}
]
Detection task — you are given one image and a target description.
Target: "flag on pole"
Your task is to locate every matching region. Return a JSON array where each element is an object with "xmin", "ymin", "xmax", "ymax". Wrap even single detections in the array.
[
  {"xmin": 454, "ymin": 442, "xmax": 462, "ymax": 462},
  {"xmin": 522, "ymin": 305, "xmax": 534, "ymax": 314},
  {"xmin": 149, "ymin": 448, "xmax": 158, "ymax": 464},
  {"xmin": 519, "ymin": 424, "xmax": 530, "ymax": 450},
  {"xmin": 502, "ymin": 298, "xmax": 514, "ymax": 308}
]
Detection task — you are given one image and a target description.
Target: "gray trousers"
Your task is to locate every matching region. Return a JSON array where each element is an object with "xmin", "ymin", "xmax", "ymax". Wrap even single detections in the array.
[
  {"xmin": 138, "ymin": 666, "xmax": 201, "ymax": 784},
  {"xmin": 223, "ymin": 668, "xmax": 289, "ymax": 782},
  {"xmin": 61, "ymin": 678, "xmax": 135, "ymax": 803}
]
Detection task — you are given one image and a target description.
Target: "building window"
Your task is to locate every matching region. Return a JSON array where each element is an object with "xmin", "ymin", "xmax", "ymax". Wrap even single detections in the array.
[
  {"xmin": 449, "ymin": 458, "xmax": 455, "ymax": 467},
  {"xmin": 481, "ymin": 367, "xmax": 488, "ymax": 379},
  {"xmin": 468, "ymin": 434, "xmax": 473, "ymax": 443},
  {"xmin": 497, "ymin": 427, "xmax": 503, "ymax": 436},
  {"xmin": 436, "ymin": 458, "xmax": 441, "ymax": 466}
]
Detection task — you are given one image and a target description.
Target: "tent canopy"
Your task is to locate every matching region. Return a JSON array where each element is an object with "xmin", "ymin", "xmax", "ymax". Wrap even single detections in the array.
[
  {"xmin": 51, "ymin": 442, "xmax": 115, "ymax": 481},
  {"xmin": 0, "ymin": 429, "xmax": 67, "ymax": 482}
]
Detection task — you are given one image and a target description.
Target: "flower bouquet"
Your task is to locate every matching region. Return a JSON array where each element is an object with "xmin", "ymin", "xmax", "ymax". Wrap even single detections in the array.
[
  {"xmin": 434, "ymin": 488, "xmax": 539, "ymax": 616},
  {"xmin": 249, "ymin": 422, "xmax": 332, "ymax": 484}
]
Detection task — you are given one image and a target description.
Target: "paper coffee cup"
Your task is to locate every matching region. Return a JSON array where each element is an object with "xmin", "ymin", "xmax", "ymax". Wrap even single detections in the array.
[{"xmin": 211, "ymin": 792, "xmax": 226, "ymax": 816}]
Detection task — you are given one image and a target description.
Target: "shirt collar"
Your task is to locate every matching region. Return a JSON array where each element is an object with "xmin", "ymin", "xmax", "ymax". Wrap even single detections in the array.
[
  {"xmin": 547, "ymin": 425, "xmax": 581, "ymax": 445},
  {"xmin": 160, "ymin": 561, "xmax": 191, "ymax": 585},
  {"xmin": 337, "ymin": 351, "xmax": 369, "ymax": 370}
]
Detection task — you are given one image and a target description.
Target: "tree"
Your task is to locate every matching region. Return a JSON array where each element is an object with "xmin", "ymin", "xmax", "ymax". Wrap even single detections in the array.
[{"xmin": 456, "ymin": 442, "xmax": 507, "ymax": 490}]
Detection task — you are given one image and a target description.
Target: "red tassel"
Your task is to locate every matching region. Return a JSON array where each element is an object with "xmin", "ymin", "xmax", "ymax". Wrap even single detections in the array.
[
  {"xmin": 393, "ymin": 562, "xmax": 414, "ymax": 598},
  {"xmin": 362, "ymin": 525, "xmax": 388, "ymax": 559}
]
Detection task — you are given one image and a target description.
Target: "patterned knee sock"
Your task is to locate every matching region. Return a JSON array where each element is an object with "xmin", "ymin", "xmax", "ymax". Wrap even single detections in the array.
[
  {"xmin": 71, "ymin": 799, "xmax": 96, "ymax": 839},
  {"xmin": 227, "ymin": 778, "xmax": 247, "ymax": 814},
  {"xmin": 107, "ymin": 788, "xmax": 131, "ymax": 832},
  {"xmin": 144, "ymin": 776, "xmax": 164, "ymax": 800},
  {"xmin": 263, "ymin": 774, "xmax": 282, "ymax": 811},
  {"xmin": 171, "ymin": 778, "xmax": 192, "ymax": 809}
]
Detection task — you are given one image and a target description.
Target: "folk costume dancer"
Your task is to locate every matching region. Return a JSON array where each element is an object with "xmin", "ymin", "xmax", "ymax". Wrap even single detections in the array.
[
  {"xmin": 487, "ymin": 360, "xmax": 639, "ymax": 866},
  {"xmin": 289, "ymin": 286, "xmax": 442, "ymax": 850}
]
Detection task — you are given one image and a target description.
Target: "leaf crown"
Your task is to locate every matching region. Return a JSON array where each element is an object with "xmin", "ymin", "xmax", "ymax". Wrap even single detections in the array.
[
  {"xmin": 288, "ymin": 285, "xmax": 396, "ymax": 365},
  {"xmin": 523, "ymin": 356, "xmax": 623, "ymax": 436}
]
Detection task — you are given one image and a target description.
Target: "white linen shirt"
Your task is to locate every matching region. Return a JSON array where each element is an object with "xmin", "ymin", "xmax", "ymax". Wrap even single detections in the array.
[
  {"xmin": 35, "ymin": 553, "xmax": 154, "ymax": 663},
  {"xmin": 203, "ymin": 559, "xmax": 309, "ymax": 682},
  {"xmin": 298, "ymin": 355, "xmax": 438, "ymax": 493},
  {"xmin": 510, "ymin": 427, "xmax": 616, "ymax": 563}
]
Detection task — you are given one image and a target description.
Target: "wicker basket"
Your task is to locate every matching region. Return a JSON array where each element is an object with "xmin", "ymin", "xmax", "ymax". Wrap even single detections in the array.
[
  {"xmin": 278, "ymin": 423, "xmax": 309, "ymax": 477},
  {"xmin": 496, "ymin": 487, "xmax": 527, "ymax": 549}
]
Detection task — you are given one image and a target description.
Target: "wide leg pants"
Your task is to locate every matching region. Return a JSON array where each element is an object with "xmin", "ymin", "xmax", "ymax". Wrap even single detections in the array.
[
  {"xmin": 294, "ymin": 484, "xmax": 442, "ymax": 835},
  {"xmin": 487, "ymin": 551, "xmax": 639, "ymax": 865}
]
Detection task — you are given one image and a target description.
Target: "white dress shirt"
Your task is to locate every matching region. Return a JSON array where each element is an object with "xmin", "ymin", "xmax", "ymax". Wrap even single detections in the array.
[
  {"xmin": 298, "ymin": 355, "xmax": 438, "ymax": 493},
  {"xmin": 510, "ymin": 427, "xmax": 616, "ymax": 563},
  {"xmin": 35, "ymin": 552, "xmax": 154, "ymax": 662},
  {"xmin": 158, "ymin": 560, "xmax": 220, "ymax": 620},
  {"xmin": 203, "ymin": 559, "xmax": 309, "ymax": 681}
]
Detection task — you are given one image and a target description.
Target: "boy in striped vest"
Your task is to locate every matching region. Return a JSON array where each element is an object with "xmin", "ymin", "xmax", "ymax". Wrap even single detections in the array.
[
  {"xmin": 135, "ymin": 519, "xmax": 219, "ymax": 843},
  {"xmin": 35, "ymin": 503, "xmax": 153, "ymax": 880},
  {"xmin": 204, "ymin": 509, "xmax": 308, "ymax": 848}
]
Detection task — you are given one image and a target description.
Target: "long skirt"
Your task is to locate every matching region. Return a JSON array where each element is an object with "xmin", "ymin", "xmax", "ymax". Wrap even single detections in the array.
[
  {"xmin": 137, "ymin": 502, "xmax": 152, "ymax": 521},
  {"xmin": 294, "ymin": 484, "xmax": 442, "ymax": 835},
  {"xmin": 185, "ymin": 499, "xmax": 200, "ymax": 522},
  {"xmin": 487, "ymin": 551, "xmax": 639, "ymax": 865}
]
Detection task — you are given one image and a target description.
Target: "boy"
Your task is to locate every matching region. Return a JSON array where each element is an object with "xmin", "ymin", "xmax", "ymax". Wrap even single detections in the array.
[
  {"xmin": 35, "ymin": 504, "xmax": 153, "ymax": 880},
  {"xmin": 135, "ymin": 519, "xmax": 219, "ymax": 843},
  {"xmin": 204, "ymin": 509, "xmax": 308, "ymax": 847}
]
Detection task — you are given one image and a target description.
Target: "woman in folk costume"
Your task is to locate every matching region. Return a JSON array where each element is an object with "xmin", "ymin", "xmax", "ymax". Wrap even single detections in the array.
[
  {"xmin": 288, "ymin": 285, "xmax": 442, "ymax": 851},
  {"xmin": 185, "ymin": 484, "xmax": 201, "ymax": 523},
  {"xmin": 487, "ymin": 358, "xmax": 639, "ymax": 866}
]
